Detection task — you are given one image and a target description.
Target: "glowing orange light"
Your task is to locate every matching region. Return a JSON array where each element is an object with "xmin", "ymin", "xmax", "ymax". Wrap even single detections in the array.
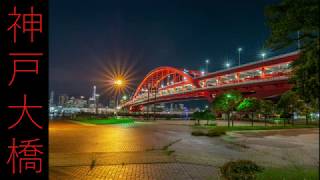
[
  {"xmin": 96, "ymin": 55, "xmax": 138, "ymax": 97},
  {"xmin": 114, "ymin": 79, "xmax": 124, "ymax": 87}
]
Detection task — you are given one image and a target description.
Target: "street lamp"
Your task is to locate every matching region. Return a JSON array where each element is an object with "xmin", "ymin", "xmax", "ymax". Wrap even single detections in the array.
[
  {"xmin": 205, "ymin": 59, "xmax": 210, "ymax": 73},
  {"xmin": 113, "ymin": 77, "xmax": 125, "ymax": 111},
  {"xmin": 261, "ymin": 52, "xmax": 266, "ymax": 61},
  {"xmin": 225, "ymin": 62, "xmax": 230, "ymax": 69},
  {"xmin": 114, "ymin": 79, "xmax": 124, "ymax": 87},
  {"xmin": 238, "ymin": 47, "xmax": 242, "ymax": 66}
]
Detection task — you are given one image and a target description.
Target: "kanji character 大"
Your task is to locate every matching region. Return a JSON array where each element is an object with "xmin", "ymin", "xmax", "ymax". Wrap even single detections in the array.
[
  {"xmin": 7, "ymin": 138, "xmax": 43, "ymax": 174},
  {"xmin": 8, "ymin": 52, "xmax": 43, "ymax": 86},
  {"xmin": 8, "ymin": 94, "xmax": 43, "ymax": 129},
  {"xmin": 8, "ymin": 6, "xmax": 43, "ymax": 43}
]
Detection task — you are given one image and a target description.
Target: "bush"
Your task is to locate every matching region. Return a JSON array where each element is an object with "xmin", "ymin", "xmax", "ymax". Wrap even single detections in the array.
[
  {"xmin": 192, "ymin": 127, "xmax": 226, "ymax": 137},
  {"xmin": 220, "ymin": 160, "xmax": 264, "ymax": 180},
  {"xmin": 207, "ymin": 127, "xmax": 226, "ymax": 137},
  {"xmin": 191, "ymin": 130, "xmax": 206, "ymax": 136}
]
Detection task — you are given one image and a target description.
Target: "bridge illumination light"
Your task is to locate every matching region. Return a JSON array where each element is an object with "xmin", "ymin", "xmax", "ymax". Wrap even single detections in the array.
[
  {"xmin": 205, "ymin": 59, "xmax": 210, "ymax": 64},
  {"xmin": 201, "ymin": 71, "xmax": 205, "ymax": 75}
]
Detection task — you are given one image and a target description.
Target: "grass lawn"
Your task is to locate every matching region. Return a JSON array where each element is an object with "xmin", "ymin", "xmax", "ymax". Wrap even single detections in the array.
[
  {"xmin": 256, "ymin": 167, "xmax": 319, "ymax": 180},
  {"xmin": 77, "ymin": 117, "xmax": 135, "ymax": 125},
  {"xmin": 194, "ymin": 124, "xmax": 319, "ymax": 132},
  {"xmin": 192, "ymin": 124, "xmax": 318, "ymax": 137}
]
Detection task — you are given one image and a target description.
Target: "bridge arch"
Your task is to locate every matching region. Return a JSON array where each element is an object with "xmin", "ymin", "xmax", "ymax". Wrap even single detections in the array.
[{"xmin": 133, "ymin": 66, "xmax": 199, "ymax": 99}]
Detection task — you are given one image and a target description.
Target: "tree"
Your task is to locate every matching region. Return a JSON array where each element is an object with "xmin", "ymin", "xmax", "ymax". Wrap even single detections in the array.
[
  {"xmin": 212, "ymin": 90, "xmax": 242, "ymax": 127},
  {"xmin": 259, "ymin": 100, "xmax": 274, "ymax": 126},
  {"xmin": 237, "ymin": 97, "xmax": 260, "ymax": 126},
  {"xmin": 203, "ymin": 109, "xmax": 216, "ymax": 125},
  {"xmin": 300, "ymin": 103, "xmax": 314, "ymax": 125},
  {"xmin": 277, "ymin": 90, "xmax": 305, "ymax": 126},
  {"xmin": 191, "ymin": 110, "xmax": 216, "ymax": 126},
  {"xmin": 265, "ymin": 0, "xmax": 319, "ymax": 111},
  {"xmin": 192, "ymin": 111, "xmax": 202, "ymax": 125}
]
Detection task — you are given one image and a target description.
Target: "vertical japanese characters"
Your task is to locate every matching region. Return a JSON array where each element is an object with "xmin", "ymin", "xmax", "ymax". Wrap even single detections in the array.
[{"xmin": 0, "ymin": 2, "xmax": 48, "ymax": 178}]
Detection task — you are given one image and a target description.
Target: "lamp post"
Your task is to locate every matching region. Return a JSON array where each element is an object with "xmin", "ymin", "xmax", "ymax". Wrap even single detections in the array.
[
  {"xmin": 147, "ymin": 85, "xmax": 150, "ymax": 120},
  {"xmin": 205, "ymin": 59, "xmax": 210, "ymax": 74},
  {"xmin": 153, "ymin": 87, "xmax": 158, "ymax": 120},
  {"xmin": 238, "ymin": 47, "xmax": 242, "ymax": 66},
  {"xmin": 261, "ymin": 52, "xmax": 266, "ymax": 61},
  {"xmin": 113, "ymin": 78, "xmax": 125, "ymax": 111}
]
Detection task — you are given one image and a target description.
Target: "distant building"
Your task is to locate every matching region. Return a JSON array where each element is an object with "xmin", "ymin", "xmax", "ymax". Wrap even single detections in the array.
[
  {"xmin": 49, "ymin": 91, "xmax": 55, "ymax": 106},
  {"xmin": 109, "ymin": 98, "xmax": 116, "ymax": 108},
  {"xmin": 74, "ymin": 98, "xmax": 88, "ymax": 108},
  {"xmin": 178, "ymin": 104, "xmax": 184, "ymax": 111},
  {"xmin": 58, "ymin": 94, "xmax": 68, "ymax": 106}
]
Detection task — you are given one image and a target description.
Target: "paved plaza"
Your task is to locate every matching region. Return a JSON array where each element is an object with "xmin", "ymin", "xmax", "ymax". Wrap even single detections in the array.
[{"xmin": 49, "ymin": 120, "xmax": 319, "ymax": 179}]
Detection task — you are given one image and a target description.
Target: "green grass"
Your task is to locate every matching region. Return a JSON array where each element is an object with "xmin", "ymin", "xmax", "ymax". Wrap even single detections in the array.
[
  {"xmin": 256, "ymin": 167, "xmax": 319, "ymax": 180},
  {"xmin": 194, "ymin": 124, "xmax": 318, "ymax": 132},
  {"xmin": 78, "ymin": 117, "xmax": 135, "ymax": 125}
]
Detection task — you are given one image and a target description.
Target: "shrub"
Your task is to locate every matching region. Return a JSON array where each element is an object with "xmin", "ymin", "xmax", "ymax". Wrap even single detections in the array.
[
  {"xmin": 191, "ymin": 130, "xmax": 206, "ymax": 136},
  {"xmin": 207, "ymin": 127, "xmax": 226, "ymax": 137},
  {"xmin": 220, "ymin": 160, "xmax": 264, "ymax": 180}
]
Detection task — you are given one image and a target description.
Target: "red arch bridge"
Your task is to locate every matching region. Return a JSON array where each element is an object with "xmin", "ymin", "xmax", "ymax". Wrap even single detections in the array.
[{"xmin": 123, "ymin": 51, "xmax": 299, "ymax": 112}]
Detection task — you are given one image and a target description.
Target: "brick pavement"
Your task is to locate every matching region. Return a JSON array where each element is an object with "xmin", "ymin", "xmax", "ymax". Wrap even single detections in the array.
[
  {"xmin": 49, "ymin": 120, "xmax": 319, "ymax": 179},
  {"xmin": 50, "ymin": 163, "xmax": 219, "ymax": 180}
]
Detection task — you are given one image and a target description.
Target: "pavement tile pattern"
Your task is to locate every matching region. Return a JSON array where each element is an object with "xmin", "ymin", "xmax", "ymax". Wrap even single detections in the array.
[{"xmin": 49, "ymin": 120, "xmax": 319, "ymax": 179}]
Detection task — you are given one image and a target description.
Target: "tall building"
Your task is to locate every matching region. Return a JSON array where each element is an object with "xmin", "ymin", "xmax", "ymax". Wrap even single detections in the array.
[
  {"xmin": 49, "ymin": 91, "xmax": 55, "ymax": 106},
  {"xmin": 58, "ymin": 94, "xmax": 68, "ymax": 106},
  {"xmin": 109, "ymin": 98, "xmax": 116, "ymax": 108},
  {"xmin": 92, "ymin": 85, "xmax": 96, "ymax": 101}
]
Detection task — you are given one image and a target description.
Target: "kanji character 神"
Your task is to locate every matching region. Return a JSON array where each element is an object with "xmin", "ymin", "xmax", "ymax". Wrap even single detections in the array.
[
  {"xmin": 8, "ymin": 94, "xmax": 43, "ymax": 129},
  {"xmin": 8, "ymin": 6, "xmax": 43, "ymax": 43},
  {"xmin": 8, "ymin": 52, "xmax": 43, "ymax": 86},
  {"xmin": 7, "ymin": 138, "xmax": 43, "ymax": 174}
]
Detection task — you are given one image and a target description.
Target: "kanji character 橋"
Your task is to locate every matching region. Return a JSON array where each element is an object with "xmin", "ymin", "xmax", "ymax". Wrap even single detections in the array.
[{"xmin": 7, "ymin": 138, "xmax": 43, "ymax": 174}]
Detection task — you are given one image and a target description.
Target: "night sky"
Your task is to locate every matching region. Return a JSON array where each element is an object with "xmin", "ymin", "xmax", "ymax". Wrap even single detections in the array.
[{"xmin": 50, "ymin": 0, "xmax": 281, "ymax": 100}]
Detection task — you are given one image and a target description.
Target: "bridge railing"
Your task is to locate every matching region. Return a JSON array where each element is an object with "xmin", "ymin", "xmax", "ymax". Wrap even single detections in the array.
[{"xmin": 130, "ymin": 73, "xmax": 291, "ymax": 105}]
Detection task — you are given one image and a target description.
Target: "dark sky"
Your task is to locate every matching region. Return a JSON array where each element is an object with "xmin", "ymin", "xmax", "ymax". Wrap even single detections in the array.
[{"xmin": 50, "ymin": 0, "xmax": 280, "ymax": 99}]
